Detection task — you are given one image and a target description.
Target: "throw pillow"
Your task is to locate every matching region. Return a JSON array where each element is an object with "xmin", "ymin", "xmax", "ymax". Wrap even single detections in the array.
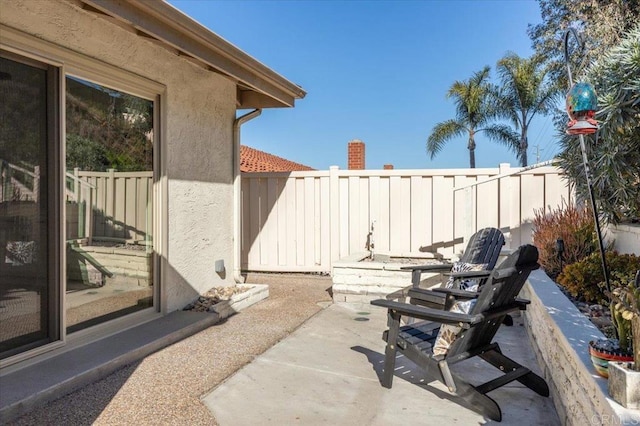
[
  {"xmin": 432, "ymin": 298, "xmax": 478, "ymax": 356},
  {"xmin": 443, "ymin": 262, "xmax": 489, "ymax": 291}
]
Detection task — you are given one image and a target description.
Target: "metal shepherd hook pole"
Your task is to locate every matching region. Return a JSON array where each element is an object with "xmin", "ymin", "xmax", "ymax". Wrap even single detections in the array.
[{"xmin": 563, "ymin": 28, "xmax": 612, "ymax": 299}]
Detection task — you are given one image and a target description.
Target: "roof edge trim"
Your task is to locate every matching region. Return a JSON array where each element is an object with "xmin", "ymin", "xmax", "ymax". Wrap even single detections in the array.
[{"xmin": 81, "ymin": 0, "xmax": 306, "ymax": 107}]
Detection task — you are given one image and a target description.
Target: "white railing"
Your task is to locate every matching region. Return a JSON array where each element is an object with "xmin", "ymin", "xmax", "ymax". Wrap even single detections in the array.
[{"xmin": 241, "ymin": 163, "xmax": 572, "ymax": 273}]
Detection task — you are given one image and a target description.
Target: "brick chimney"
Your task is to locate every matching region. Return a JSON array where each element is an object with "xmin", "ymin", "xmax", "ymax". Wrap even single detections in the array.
[
  {"xmin": 383, "ymin": 164, "xmax": 394, "ymax": 170},
  {"xmin": 348, "ymin": 139, "xmax": 365, "ymax": 170}
]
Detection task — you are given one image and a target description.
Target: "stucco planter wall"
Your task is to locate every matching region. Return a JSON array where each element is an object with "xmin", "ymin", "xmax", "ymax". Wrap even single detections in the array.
[{"xmin": 522, "ymin": 270, "xmax": 640, "ymax": 425}]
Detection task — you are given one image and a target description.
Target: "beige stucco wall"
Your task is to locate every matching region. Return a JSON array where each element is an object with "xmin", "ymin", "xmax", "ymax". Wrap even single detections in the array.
[{"xmin": 1, "ymin": 0, "xmax": 238, "ymax": 312}]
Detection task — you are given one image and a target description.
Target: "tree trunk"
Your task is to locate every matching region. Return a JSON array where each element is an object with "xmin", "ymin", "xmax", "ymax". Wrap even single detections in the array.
[
  {"xmin": 468, "ymin": 134, "xmax": 476, "ymax": 168},
  {"xmin": 520, "ymin": 133, "xmax": 528, "ymax": 167}
]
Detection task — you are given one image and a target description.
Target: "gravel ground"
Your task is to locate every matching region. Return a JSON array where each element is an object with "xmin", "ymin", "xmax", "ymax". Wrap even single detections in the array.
[{"xmin": 8, "ymin": 273, "xmax": 333, "ymax": 426}]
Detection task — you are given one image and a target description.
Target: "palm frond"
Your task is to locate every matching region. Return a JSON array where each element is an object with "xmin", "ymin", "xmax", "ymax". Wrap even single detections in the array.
[
  {"xmin": 426, "ymin": 120, "xmax": 467, "ymax": 159},
  {"xmin": 478, "ymin": 124, "xmax": 520, "ymax": 153}
]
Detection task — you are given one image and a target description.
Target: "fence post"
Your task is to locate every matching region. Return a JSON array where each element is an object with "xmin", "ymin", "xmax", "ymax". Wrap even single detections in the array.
[
  {"xmin": 463, "ymin": 186, "xmax": 473, "ymax": 246},
  {"xmin": 106, "ymin": 168, "xmax": 116, "ymax": 238},
  {"xmin": 498, "ymin": 163, "xmax": 513, "ymax": 248},
  {"xmin": 74, "ymin": 167, "xmax": 80, "ymax": 202},
  {"xmin": 329, "ymin": 166, "xmax": 340, "ymax": 266},
  {"xmin": 86, "ymin": 183, "xmax": 93, "ymax": 245}
]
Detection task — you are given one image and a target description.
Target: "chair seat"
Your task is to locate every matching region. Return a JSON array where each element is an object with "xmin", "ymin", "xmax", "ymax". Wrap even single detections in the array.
[{"xmin": 383, "ymin": 321, "xmax": 440, "ymax": 352}]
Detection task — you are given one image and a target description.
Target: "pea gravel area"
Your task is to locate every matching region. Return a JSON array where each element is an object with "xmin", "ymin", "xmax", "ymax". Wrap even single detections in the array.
[{"xmin": 8, "ymin": 273, "xmax": 333, "ymax": 426}]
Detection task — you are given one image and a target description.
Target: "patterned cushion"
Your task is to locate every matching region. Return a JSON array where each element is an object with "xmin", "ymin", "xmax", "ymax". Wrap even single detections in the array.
[
  {"xmin": 443, "ymin": 262, "xmax": 489, "ymax": 291},
  {"xmin": 432, "ymin": 298, "xmax": 478, "ymax": 356},
  {"xmin": 434, "ymin": 262, "xmax": 487, "ymax": 356}
]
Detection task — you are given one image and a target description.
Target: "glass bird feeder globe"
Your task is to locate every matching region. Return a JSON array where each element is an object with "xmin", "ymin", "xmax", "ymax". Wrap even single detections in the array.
[{"xmin": 565, "ymin": 82, "xmax": 599, "ymax": 135}]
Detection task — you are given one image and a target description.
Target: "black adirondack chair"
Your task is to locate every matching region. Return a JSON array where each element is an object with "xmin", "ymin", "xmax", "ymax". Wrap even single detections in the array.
[
  {"xmin": 371, "ymin": 244, "xmax": 549, "ymax": 422},
  {"xmin": 388, "ymin": 227, "xmax": 505, "ymax": 309}
]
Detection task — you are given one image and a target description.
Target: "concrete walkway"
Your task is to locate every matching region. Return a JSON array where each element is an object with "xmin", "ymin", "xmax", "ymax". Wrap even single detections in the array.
[{"xmin": 205, "ymin": 302, "xmax": 560, "ymax": 425}]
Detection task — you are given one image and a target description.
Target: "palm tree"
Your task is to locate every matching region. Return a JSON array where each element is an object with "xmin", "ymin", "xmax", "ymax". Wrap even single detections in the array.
[
  {"xmin": 427, "ymin": 67, "xmax": 518, "ymax": 168},
  {"xmin": 495, "ymin": 53, "xmax": 559, "ymax": 166}
]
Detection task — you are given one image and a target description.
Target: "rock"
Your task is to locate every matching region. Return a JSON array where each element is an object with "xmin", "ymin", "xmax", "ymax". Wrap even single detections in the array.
[
  {"xmin": 182, "ymin": 285, "xmax": 250, "ymax": 312},
  {"xmin": 589, "ymin": 304, "xmax": 604, "ymax": 317}
]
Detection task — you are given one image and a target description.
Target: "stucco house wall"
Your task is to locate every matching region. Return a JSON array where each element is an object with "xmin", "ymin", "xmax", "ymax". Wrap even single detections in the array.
[{"xmin": 2, "ymin": 0, "xmax": 237, "ymax": 312}]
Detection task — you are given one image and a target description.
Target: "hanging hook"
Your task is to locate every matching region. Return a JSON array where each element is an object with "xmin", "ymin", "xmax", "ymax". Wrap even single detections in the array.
[
  {"xmin": 564, "ymin": 28, "xmax": 580, "ymax": 87},
  {"xmin": 564, "ymin": 28, "xmax": 589, "ymax": 88}
]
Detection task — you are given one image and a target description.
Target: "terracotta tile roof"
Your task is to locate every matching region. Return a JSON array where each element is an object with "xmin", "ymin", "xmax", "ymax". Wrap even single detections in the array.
[{"xmin": 240, "ymin": 145, "xmax": 315, "ymax": 172}]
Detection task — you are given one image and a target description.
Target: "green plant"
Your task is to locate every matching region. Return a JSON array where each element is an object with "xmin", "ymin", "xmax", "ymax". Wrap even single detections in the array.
[
  {"xmin": 556, "ymin": 24, "xmax": 640, "ymax": 224},
  {"xmin": 557, "ymin": 251, "xmax": 640, "ymax": 304},
  {"xmin": 532, "ymin": 202, "xmax": 597, "ymax": 279},
  {"xmin": 608, "ymin": 271, "xmax": 640, "ymax": 370}
]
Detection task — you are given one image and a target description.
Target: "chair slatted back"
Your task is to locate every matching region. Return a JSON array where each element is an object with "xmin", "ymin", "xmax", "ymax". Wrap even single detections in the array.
[
  {"xmin": 459, "ymin": 227, "xmax": 505, "ymax": 269},
  {"xmin": 446, "ymin": 244, "xmax": 539, "ymax": 358}
]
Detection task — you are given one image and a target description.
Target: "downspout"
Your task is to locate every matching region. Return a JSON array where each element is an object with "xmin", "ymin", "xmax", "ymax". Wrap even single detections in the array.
[{"xmin": 233, "ymin": 109, "xmax": 261, "ymax": 283}]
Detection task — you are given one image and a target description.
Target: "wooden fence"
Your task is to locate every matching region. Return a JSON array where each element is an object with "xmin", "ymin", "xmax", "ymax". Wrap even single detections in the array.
[
  {"xmin": 241, "ymin": 164, "xmax": 572, "ymax": 272},
  {"xmin": 67, "ymin": 169, "xmax": 153, "ymax": 243}
]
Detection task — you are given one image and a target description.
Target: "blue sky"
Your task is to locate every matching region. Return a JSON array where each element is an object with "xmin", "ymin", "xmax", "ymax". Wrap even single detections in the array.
[{"xmin": 169, "ymin": 0, "xmax": 558, "ymax": 170}]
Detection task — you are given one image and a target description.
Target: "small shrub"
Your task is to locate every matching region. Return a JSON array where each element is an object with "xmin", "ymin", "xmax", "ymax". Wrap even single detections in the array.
[
  {"xmin": 532, "ymin": 202, "xmax": 597, "ymax": 279},
  {"xmin": 557, "ymin": 251, "xmax": 640, "ymax": 304}
]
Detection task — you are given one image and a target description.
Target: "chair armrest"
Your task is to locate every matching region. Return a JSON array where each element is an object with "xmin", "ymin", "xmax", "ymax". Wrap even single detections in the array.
[
  {"xmin": 407, "ymin": 288, "xmax": 446, "ymax": 306},
  {"xmin": 442, "ymin": 270, "xmax": 492, "ymax": 279},
  {"xmin": 400, "ymin": 263, "xmax": 453, "ymax": 272},
  {"xmin": 371, "ymin": 299, "xmax": 526, "ymax": 327},
  {"xmin": 371, "ymin": 299, "xmax": 478, "ymax": 326},
  {"xmin": 430, "ymin": 287, "xmax": 480, "ymax": 299}
]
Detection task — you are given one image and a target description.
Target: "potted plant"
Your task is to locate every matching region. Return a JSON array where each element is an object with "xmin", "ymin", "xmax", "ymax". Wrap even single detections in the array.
[
  {"xmin": 606, "ymin": 270, "xmax": 640, "ymax": 409},
  {"xmin": 587, "ymin": 269, "xmax": 637, "ymax": 378},
  {"xmin": 557, "ymin": 252, "xmax": 638, "ymax": 377},
  {"xmin": 588, "ymin": 281, "xmax": 635, "ymax": 378}
]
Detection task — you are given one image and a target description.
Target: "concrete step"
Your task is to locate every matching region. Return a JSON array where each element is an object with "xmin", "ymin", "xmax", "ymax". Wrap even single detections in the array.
[{"xmin": 0, "ymin": 311, "xmax": 218, "ymax": 423}]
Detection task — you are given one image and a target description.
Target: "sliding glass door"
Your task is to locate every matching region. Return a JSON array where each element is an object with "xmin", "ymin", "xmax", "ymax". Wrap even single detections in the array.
[
  {"xmin": 0, "ymin": 46, "xmax": 158, "ymax": 362},
  {"xmin": 65, "ymin": 76, "xmax": 154, "ymax": 334},
  {"xmin": 0, "ymin": 40, "xmax": 162, "ymax": 366},
  {"xmin": 0, "ymin": 54, "xmax": 60, "ymax": 360}
]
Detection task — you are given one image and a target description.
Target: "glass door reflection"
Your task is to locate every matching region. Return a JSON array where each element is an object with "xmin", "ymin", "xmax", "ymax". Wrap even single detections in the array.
[{"xmin": 65, "ymin": 76, "xmax": 154, "ymax": 333}]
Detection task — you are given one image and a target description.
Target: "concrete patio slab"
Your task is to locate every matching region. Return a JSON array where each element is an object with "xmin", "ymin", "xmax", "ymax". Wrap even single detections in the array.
[{"xmin": 204, "ymin": 302, "xmax": 560, "ymax": 425}]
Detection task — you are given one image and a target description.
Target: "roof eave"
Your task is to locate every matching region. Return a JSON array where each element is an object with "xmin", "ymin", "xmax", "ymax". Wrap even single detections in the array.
[{"xmin": 81, "ymin": 0, "xmax": 306, "ymax": 108}]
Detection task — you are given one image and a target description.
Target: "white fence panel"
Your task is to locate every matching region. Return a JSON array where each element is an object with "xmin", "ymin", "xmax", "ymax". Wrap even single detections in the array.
[
  {"xmin": 241, "ymin": 165, "xmax": 573, "ymax": 273},
  {"xmin": 71, "ymin": 170, "xmax": 153, "ymax": 243}
]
